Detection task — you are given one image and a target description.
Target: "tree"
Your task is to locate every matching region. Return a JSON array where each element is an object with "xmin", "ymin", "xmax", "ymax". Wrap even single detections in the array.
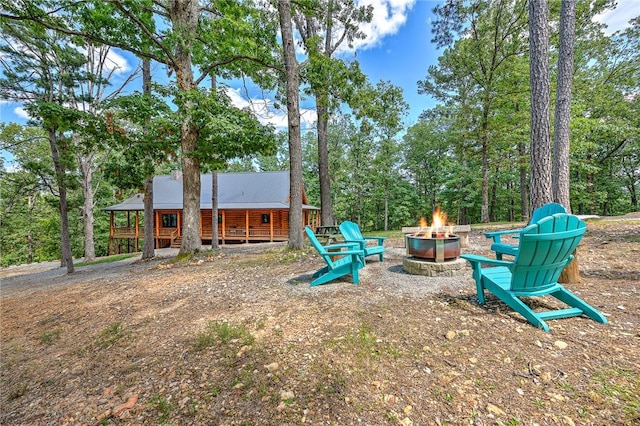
[
  {"xmin": 72, "ymin": 44, "xmax": 138, "ymax": 261},
  {"xmin": 403, "ymin": 118, "xmax": 453, "ymax": 215},
  {"xmin": 528, "ymin": 0, "xmax": 553, "ymax": 211},
  {"xmin": 353, "ymin": 80, "xmax": 408, "ymax": 230},
  {"xmin": 420, "ymin": 0, "xmax": 529, "ymax": 222},
  {"xmin": 277, "ymin": 0, "xmax": 304, "ymax": 249},
  {"xmin": 0, "ymin": 18, "xmax": 91, "ymax": 273},
  {"xmin": 2, "ymin": 0, "xmax": 281, "ymax": 255},
  {"xmin": 552, "ymin": 0, "xmax": 576, "ymax": 211},
  {"xmin": 293, "ymin": 0, "xmax": 372, "ymax": 226},
  {"xmin": 0, "ymin": 125, "xmax": 50, "ymax": 265}
]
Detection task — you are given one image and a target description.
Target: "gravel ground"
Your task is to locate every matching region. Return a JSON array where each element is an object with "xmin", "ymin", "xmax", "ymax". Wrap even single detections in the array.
[{"xmin": 1, "ymin": 218, "xmax": 639, "ymax": 426}]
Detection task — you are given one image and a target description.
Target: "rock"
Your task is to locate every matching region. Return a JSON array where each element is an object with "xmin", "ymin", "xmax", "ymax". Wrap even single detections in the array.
[
  {"xmin": 445, "ymin": 331, "xmax": 457, "ymax": 340},
  {"xmin": 265, "ymin": 362, "xmax": 279, "ymax": 372},
  {"xmin": 554, "ymin": 340, "xmax": 568, "ymax": 349},
  {"xmin": 280, "ymin": 390, "xmax": 295, "ymax": 400},
  {"xmin": 486, "ymin": 403, "xmax": 506, "ymax": 416},
  {"xmin": 236, "ymin": 345, "xmax": 249, "ymax": 357}
]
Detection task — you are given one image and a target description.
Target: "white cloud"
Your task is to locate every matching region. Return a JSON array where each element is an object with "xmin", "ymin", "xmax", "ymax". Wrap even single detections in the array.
[
  {"xmin": 77, "ymin": 45, "xmax": 132, "ymax": 76},
  {"xmin": 224, "ymin": 87, "xmax": 317, "ymax": 130},
  {"xmin": 593, "ymin": 0, "xmax": 639, "ymax": 35},
  {"xmin": 347, "ymin": 0, "xmax": 417, "ymax": 51},
  {"xmin": 103, "ymin": 49, "xmax": 131, "ymax": 75},
  {"xmin": 13, "ymin": 106, "xmax": 30, "ymax": 120}
]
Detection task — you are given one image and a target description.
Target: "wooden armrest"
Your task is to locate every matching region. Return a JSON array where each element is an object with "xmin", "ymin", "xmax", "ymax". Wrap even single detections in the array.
[
  {"xmin": 460, "ymin": 254, "xmax": 513, "ymax": 267},
  {"xmin": 363, "ymin": 236, "xmax": 387, "ymax": 242},
  {"xmin": 484, "ymin": 229, "xmax": 523, "ymax": 238},
  {"xmin": 324, "ymin": 242, "xmax": 359, "ymax": 251}
]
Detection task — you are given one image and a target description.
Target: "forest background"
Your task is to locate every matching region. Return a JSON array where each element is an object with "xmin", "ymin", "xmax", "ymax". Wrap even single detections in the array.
[{"xmin": 0, "ymin": 0, "xmax": 638, "ymax": 267}]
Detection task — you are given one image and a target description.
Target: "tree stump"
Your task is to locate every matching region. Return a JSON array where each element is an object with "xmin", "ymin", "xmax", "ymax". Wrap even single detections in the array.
[{"xmin": 559, "ymin": 246, "xmax": 581, "ymax": 284}]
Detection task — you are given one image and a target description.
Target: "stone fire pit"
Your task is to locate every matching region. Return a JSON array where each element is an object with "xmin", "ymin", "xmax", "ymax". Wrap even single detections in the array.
[{"xmin": 403, "ymin": 233, "xmax": 466, "ymax": 277}]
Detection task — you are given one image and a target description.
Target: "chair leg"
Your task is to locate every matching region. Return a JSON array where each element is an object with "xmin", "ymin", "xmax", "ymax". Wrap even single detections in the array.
[
  {"xmin": 551, "ymin": 287, "xmax": 608, "ymax": 324},
  {"xmin": 475, "ymin": 279, "xmax": 486, "ymax": 305},
  {"xmin": 313, "ymin": 265, "xmax": 329, "ymax": 278},
  {"xmin": 486, "ymin": 283, "xmax": 550, "ymax": 332},
  {"xmin": 351, "ymin": 260, "xmax": 360, "ymax": 284}
]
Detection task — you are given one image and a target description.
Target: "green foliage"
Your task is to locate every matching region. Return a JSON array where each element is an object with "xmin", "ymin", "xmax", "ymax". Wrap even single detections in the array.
[
  {"xmin": 148, "ymin": 394, "xmax": 177, "ymax": 424},
  {"xmin": 193, "ymin": 321, "xmax": 255, "ymax": 352},
  {"xmin": 39, "ymin": 328, "xmax": 61, "ymax": 345},
  {"xmin": 96, "ymin": 322, "xmax": 128, "ymax": 349}
]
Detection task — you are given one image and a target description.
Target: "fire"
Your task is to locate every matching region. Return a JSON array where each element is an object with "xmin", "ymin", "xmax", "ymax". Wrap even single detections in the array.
[
  {"xmin": 416, "ymin": 207, "xmax": 453, "ymax": 238},
  {"xmin": 432, "ymin": 207, "xmax": 446, "ymax": 229}
]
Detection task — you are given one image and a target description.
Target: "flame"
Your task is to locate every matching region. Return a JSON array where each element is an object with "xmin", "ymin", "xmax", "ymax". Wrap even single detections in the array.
[
  {"xmin": 432, "ymin": 207, "xmax": 446, "ymax": 229},
  {"xmin": 416, "ymin": 217, "xmax": 431, "ymax": 238},
  {"xmin": 415, "ymin": 207, "xmax": 453, "ymax": 238},
  {"xmin": 432, "ymin": 207, "xmax": 453, "ymax": 238}
]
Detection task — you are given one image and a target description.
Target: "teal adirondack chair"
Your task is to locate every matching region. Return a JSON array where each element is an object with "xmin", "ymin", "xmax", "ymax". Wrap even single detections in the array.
[
  {"xmin": 305, "ymin": 226, "xmax": 364, "ymax": 286},
  {"xmin": 485, "ymin": 202, "xmax": 567, "ymax": 259},
  {"xmin": 462, "ymin": 214, "xmax": 607, "ymax": 332},
  {"xmin": 339, "ymin": 221, "xmax": 386, "ymax": 263}
]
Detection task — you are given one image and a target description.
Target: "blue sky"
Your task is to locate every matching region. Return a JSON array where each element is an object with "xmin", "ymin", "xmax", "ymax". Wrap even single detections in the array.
[{"xmin": 1, "ymin": 0, "xmax": 638, "ymax": 161}]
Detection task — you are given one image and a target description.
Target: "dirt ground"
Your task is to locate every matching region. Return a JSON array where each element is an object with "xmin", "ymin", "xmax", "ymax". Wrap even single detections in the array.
[{"xmin": 1, "ymin": 217, "xmax": 639, "ymax": 426}]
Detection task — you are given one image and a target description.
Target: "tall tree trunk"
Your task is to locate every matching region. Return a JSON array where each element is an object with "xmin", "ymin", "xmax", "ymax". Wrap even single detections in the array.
[
  {"xmin": 278, "ymin": 0, "xmax": 304, "ymax": 249},
  {"xmin": 552, "ymin": 0, "xmax": 576, "ymax": 212},
  {"xmin": 211, "ymin": 171, "xmax": 219, "ymax": 250},
  {"xmin": 480, "ymin": 107, "xmax": 490, "ymax": 223},
  {"xmin": 528, "ymin": 0, "xmax": 553, "ymax": 212},
  {"xmin": 28, "ymin": 195, "xmax": 35, "ymax": 263},
  {"xmin": 142, "ymin": 57, "xmax": 155, "ymax": 260},
  {"xmin": 519, "ymin": 139, "xmax": 529, "ymax": 221},
  {"xmin": 209, "ymin": 22, "xmax": 220, "ymax": 251},
  {"xmin": 142, "ymin": 176, "xmax": 155, "ymax": 258},
  {"xmin": 384, "ymin": 186, "xmax": 389, "ymax": 231},
  {"xmin": 78, "ymin": 152, "xmax": 96, "ymax": 261},
  {"xmin": 317, "ymin": 102, "xmax": 334, "ymax": 225},
  {"xmin": 48, "ymin": 128, "xmax": 74, "ymax": 273},
  {"xmin": 169, "ymin": 0, "xmax": 202, "ymax": 255}
]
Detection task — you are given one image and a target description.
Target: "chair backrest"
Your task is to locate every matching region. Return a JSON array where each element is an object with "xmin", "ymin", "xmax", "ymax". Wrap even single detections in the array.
[
  {"xmin": 339, "ymin": 221, "xmax": 364, "ymax": 242},
  {"xmin": 305, "ymin": 226, "xmax": 329, "ymax": 256},
  {"xmin": 530, "ymin": 202, "xmax": 567, "ymax": 224},
  {"xmin": 511, "ymin": 214, "xmax": 586, "ymax": 293}
]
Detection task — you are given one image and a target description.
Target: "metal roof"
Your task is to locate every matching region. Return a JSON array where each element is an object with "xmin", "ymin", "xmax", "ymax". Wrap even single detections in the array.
[{"xmin": 103, "ymin": 171, "xmax": 319, "ymax": 211}]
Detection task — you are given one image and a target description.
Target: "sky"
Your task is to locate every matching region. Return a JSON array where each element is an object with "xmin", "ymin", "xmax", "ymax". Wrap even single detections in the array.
[{"xmin": 1, "ymin": 0, "xmax": 638, "ymax": 161}]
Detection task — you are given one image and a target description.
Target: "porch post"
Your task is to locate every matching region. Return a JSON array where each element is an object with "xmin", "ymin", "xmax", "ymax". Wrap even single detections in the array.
[
  {"xmin": 245, "ymin": 209, "xmax": 249, "ymax": 243},
  {"xmin": 134, "ymin": 211, "xmax": 139, "ymax": 252},
  {"xmin": 270, "ymin": 210, "xmax": 274, "ymax": 242},
  {"xmin": 109, "ymin": 211, "xmax": 114, "ymax": 255},
  {"xmin": 222, "ymin": 211, "xmax": 226, "ymax": 245}
]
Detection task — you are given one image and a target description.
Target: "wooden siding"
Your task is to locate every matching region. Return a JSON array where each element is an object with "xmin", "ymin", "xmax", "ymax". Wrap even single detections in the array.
[{"xmin": 108, "ymin": 208, "xmax": 314, "ymax": 254}]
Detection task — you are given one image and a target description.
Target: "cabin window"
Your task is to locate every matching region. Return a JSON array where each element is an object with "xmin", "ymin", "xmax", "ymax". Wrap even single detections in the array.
[
  {"xmin": 162, "ymin": 213, "xmax": 178, "ymax": 228},
  {"xmin": 218, "ymin": 214, "xmax": 222, "ymax": 224},
  {"xmin": 261, "ymin": 213, "xmax": 270, "ymax": 224}
]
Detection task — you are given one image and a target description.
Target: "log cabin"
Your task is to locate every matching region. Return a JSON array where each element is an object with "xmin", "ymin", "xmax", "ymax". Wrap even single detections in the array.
[{"xmin": 103, "ymin": 170, "xmax": 320, "ymax": 254}]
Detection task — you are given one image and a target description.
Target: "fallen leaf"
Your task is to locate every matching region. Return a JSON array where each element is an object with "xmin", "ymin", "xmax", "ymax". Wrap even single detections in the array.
[
  {"xmin": 113, "ymin": 394, "xmax": 138, "ymax": 417},
  {"xmin": 486, "ymin": 402, "xmax": 506, "ymax": 416}
]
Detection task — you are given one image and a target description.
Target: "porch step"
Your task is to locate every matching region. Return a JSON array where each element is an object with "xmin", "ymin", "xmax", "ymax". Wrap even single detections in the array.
[{"xmin": 171, "ymin": 237, "xmax": 182, "ymax": 248}]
